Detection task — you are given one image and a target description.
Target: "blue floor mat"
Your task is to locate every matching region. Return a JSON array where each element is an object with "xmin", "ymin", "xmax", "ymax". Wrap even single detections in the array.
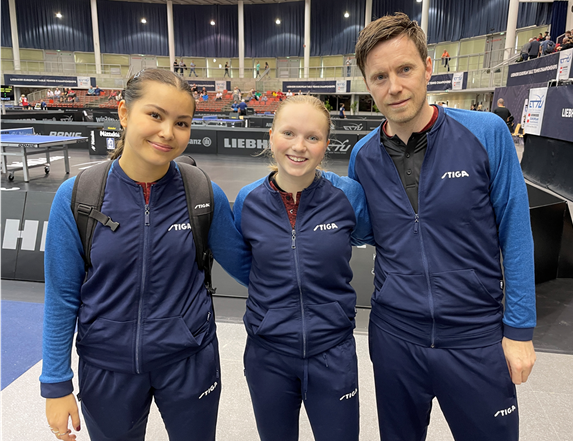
[{"xmin": 1, "ymin": 300, "xmax": 44, "ymax": 390}]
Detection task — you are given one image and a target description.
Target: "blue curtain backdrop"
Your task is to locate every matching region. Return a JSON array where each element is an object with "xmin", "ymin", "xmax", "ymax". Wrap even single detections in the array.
[
  {"xmin": 98, "ymin": 0, "xmax": 168, "ymax": 55},
  {"xmin": 311, "ymin": 0, "xmax": 365, "ymax": 56},
  {"xmin": 372, "ymin": 0, "xmax": 422, "ymax": 24},
  {"xmin": 517, "ymin": 1, "xmax": 552, "ymax": 29},
  {"xmin": 548, "ymin": 0, "xmax": 567, "ymax": 38},
  {"xmin": 174, "ymin": 4, "xmax": 237, "ymax": 58},
  {"xmin": 1, "ymin": 0, "xmax": 557, "ymax": 58},
  {"xmin": 245, "ymin": 2, "xmax": 304, "ymax": 58},
  {"xmin": 13, "ymin": 0, "xmax": 93, "ymax": 52},
  {"xmin": 1, "ymin": 0, "xmax": 12, "ymax": 48}
]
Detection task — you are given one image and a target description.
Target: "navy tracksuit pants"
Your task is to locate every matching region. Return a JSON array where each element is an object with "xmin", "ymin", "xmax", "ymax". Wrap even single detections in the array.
[
  {"xmin": 244, "ymin": 335, "xmax": 360, "ymax": 441},
  {"xmin": 78, "ymin": 337, "xmax": 221, "ymax": 441},
  {"xmin": 369, "ymin": 323, "xmax": 519, "ymax": 441}
]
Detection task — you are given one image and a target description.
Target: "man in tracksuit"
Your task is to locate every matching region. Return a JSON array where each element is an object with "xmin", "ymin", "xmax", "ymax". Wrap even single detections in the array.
[{"xmin": 349, "ymin": 13, "xmax": 536, "ymax": 441}]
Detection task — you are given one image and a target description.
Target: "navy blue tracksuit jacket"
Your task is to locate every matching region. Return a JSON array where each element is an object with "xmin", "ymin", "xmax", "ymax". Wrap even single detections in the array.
[
  {"xmin": 233, "ymin": 171, "xmax": 373, "ymax": 359},
  {"xmin": 349, "ymin": 106, "xmax": 536, "ymax": 348}
]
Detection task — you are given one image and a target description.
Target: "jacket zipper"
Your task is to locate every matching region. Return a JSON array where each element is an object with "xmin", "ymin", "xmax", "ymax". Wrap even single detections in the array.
[
  {"xmin": 416, "ymin": 214, "xmax": 435, "ymax": 347},
  {"xmin": 381, "ymin": 136, "xmax": 436, "ymax": 348},
  {"xmin": 135, "ymin": 195, "xmax": 151, "ymax": 374},
  {"xmin": 292, "ymin": 228, "xmax": 307, "ymax": 359}
]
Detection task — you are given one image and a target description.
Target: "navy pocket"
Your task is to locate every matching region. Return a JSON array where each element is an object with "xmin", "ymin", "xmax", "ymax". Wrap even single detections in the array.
[
  {"xmin": 142, "ymin": 316, "xmax": 205, "ymax": 365},
  {"xmin": 76, "ymin": 318, "xmax": 136, "ymax": 371},
  {"xmin": 374, "ymin": 273, "xmax": 429, "ymax": 319},
  {"xmin": 306, "ymin": 302, "xmax": 354, "ymax": 352},
  {"xmin": 249, "ymin": 306, "xmax": 301, "ymax": 349},
  {"xmin": 432, "ymin": 269, "xmax": 502, "ymax": 326}
]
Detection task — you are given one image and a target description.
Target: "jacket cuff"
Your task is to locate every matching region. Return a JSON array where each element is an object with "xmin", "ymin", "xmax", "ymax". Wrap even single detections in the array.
[
  {"xmin": 41, "ymin": 380, "xmax": 74, "ymax": 398},
  {"xmin": 503, "ymin": 324, "xmax": 534, "ymax": 341}
]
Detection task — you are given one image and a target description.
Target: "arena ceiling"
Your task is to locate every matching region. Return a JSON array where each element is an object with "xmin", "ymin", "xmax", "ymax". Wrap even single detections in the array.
[{"xmin": 108, "ymin": 0, "xmax": 303, "ymax": 4}]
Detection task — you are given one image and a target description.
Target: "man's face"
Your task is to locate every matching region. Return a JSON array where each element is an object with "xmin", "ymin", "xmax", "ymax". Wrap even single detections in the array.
[{"xmin": 363, "ymin": 35, "xmax": 432, "ymax": 128}]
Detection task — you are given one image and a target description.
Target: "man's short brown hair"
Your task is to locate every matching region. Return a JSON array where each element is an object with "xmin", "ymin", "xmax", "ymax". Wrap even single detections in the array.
[{"xmin": 355, "ymin": 12, "xmax": 428, "ymax": 79}]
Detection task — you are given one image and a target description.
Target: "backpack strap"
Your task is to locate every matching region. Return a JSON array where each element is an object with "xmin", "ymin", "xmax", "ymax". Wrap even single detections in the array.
[
  {"xmin": 71, "ymin": 161, "xmax": 119, "ymax": 269},
  {"xmin": 176, "ymin": 160, "xmax": 216, "ymax": 295}
]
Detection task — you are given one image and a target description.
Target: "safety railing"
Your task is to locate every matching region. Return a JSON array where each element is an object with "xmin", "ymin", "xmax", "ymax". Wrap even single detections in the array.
[
  {"xmin": 5, "ymin": 45, "xmax": 529, "ymax": 94},
  {"xmin": 1, "ymin": 58, "xmax": 124, "ymax": 76}
]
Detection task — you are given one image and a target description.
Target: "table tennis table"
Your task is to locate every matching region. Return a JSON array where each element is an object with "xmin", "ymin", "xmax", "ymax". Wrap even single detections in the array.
[{"xmin": 0, "ymin": 128, "xmax": 87, "ymax": 182}]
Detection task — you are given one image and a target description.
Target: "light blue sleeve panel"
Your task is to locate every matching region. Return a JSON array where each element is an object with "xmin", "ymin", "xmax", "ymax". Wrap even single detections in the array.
[
  {"xmin": 321, "ymin": 171, "xmax": 375, "ymax": 246},
  {"xmin": 445, "ymin": 108, "xmax": 536, "ymax": 340},
  {"xmin": 40, "ymin": 177, "xmax": 85, "ymax": 397},
  {"xmin": 208, "ymin": 182, "xmax": 251, "ymax": 287}
]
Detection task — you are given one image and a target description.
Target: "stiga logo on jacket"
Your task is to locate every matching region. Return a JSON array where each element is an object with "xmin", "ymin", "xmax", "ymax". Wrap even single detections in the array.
[
  {"xmin": 441, "ymin": 171, "xmax": 469, "ymax": 179},
  {"xmin": 313, "ymin": 223, "xmax": 338, "ymax": 231},
  {"xmin": 168, "ymin": 223, "xmax": 191, "ymax": 231}
]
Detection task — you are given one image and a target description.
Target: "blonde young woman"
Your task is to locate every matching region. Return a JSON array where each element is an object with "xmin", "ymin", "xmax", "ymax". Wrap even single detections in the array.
[{"xmin": 233, "ymin": 95, "xmax": 373, "ymax": 441}]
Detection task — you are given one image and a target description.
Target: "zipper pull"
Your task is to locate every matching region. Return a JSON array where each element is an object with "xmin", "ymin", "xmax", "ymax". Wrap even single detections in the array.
[
  {"xmin": 291, "ymin": 229, "xmax": 296, "ymax": 249},
  {"xmin": 145, "ymin": 204, "xmax": 150, "ymax": 226},
  {"xmin": 414, "ymin": 214, "xmax": 419, "ymax": 233}
]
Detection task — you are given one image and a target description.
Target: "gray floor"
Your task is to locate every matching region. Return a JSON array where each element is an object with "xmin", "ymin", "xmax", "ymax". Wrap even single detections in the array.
[
  {"xmin": 2, "ymin": 308, "xmax": 573, "ymax": 441},
  {"xmin": 2, "ymin": 145, "xmax": 573, "ymax": 440}
]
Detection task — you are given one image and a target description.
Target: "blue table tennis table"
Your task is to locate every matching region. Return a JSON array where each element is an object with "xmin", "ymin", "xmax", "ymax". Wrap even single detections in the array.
[{"xmin": 0, "ymin": 128, "xmax": 87, "ymax": 182}]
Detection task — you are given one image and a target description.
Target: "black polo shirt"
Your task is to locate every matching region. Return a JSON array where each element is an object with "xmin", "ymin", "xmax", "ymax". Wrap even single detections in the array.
[{"xmin": 380, "ymin": 105, "xmax": 438, "ymax": 213}]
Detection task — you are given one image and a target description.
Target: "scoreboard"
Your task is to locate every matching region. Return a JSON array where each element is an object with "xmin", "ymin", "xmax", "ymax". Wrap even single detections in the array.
[{"xmin": 1, "ymin": 85, "xmax": 15, "ymax": 101}]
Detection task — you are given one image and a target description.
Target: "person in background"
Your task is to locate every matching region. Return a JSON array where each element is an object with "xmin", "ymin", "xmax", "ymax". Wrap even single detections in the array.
[
  {"xmin": 520, "ymin": 39, "xmax": 532, "ymax": 61},
  {"xmin": 87, "ymin": 86, "xmax": 95, "ymax": 96},
  {"xmin": 189, "ymin": 60, "xmax": 198, "ymax": 77},
  {"xmin": 351, "ymin": 12, "xmax": 535, "ymax": 441},
  {"xmin": 238, "ymin": 99, "xmax": 248, "ymax": 116},
  {"xmin": 231, "ymin": 100, "xmax": 240, "ymax": 111},
  {"xmin": 41, "ymin": 68, "xmax": 249, "ymax": 441},
  {"xmin": 47, "ymin": 89, "xmax": 55, "ymax": 99},
  {"xmin": 339, "ymin": 102, "xmax": 346, "ymax": 118},
  {"xmin": 493, "ymin": 98, "xmax": 514, "ymax": 132},
  {"xmin": 232, "ymin": 87, "xmax": 241, "ymax": 102},
  {"xmin": 178, "ymin": 59, "xmax": 186, "ymax": 75},
  {"xmin": 441, "ymin": 49, "xmax": 450, "ymax": 71},
  {"xmin": 234, "ymin": 95, "xmax": 372, "ymax": 441},
  {"xmin": 224, "ymin": 62, "xmax": 230, "ymax": 78},
  {"xmin": 528, "ymin": 37, "xmax": 541, "ymax": 59},
  {"xmin": 20, "ymin": 94, "xmax": 29, "ymax": 109},
  {"xmin": 94, "ymin": 85, "xmax": 102, "ymax": 96},
  {"xmin": 54, "ymin": 88, "xmax": 62, "ymax": 101},
  {"xmin": 540, "ymin": 36, "xmax": 555, "ymax": 55},
  {"xmin": 215, "ymin": 91, "xmax": 223, "ymax": 101},
  {"xmin": 558, "ymin": 36, "xmax": 573, "ymax": 51}
]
